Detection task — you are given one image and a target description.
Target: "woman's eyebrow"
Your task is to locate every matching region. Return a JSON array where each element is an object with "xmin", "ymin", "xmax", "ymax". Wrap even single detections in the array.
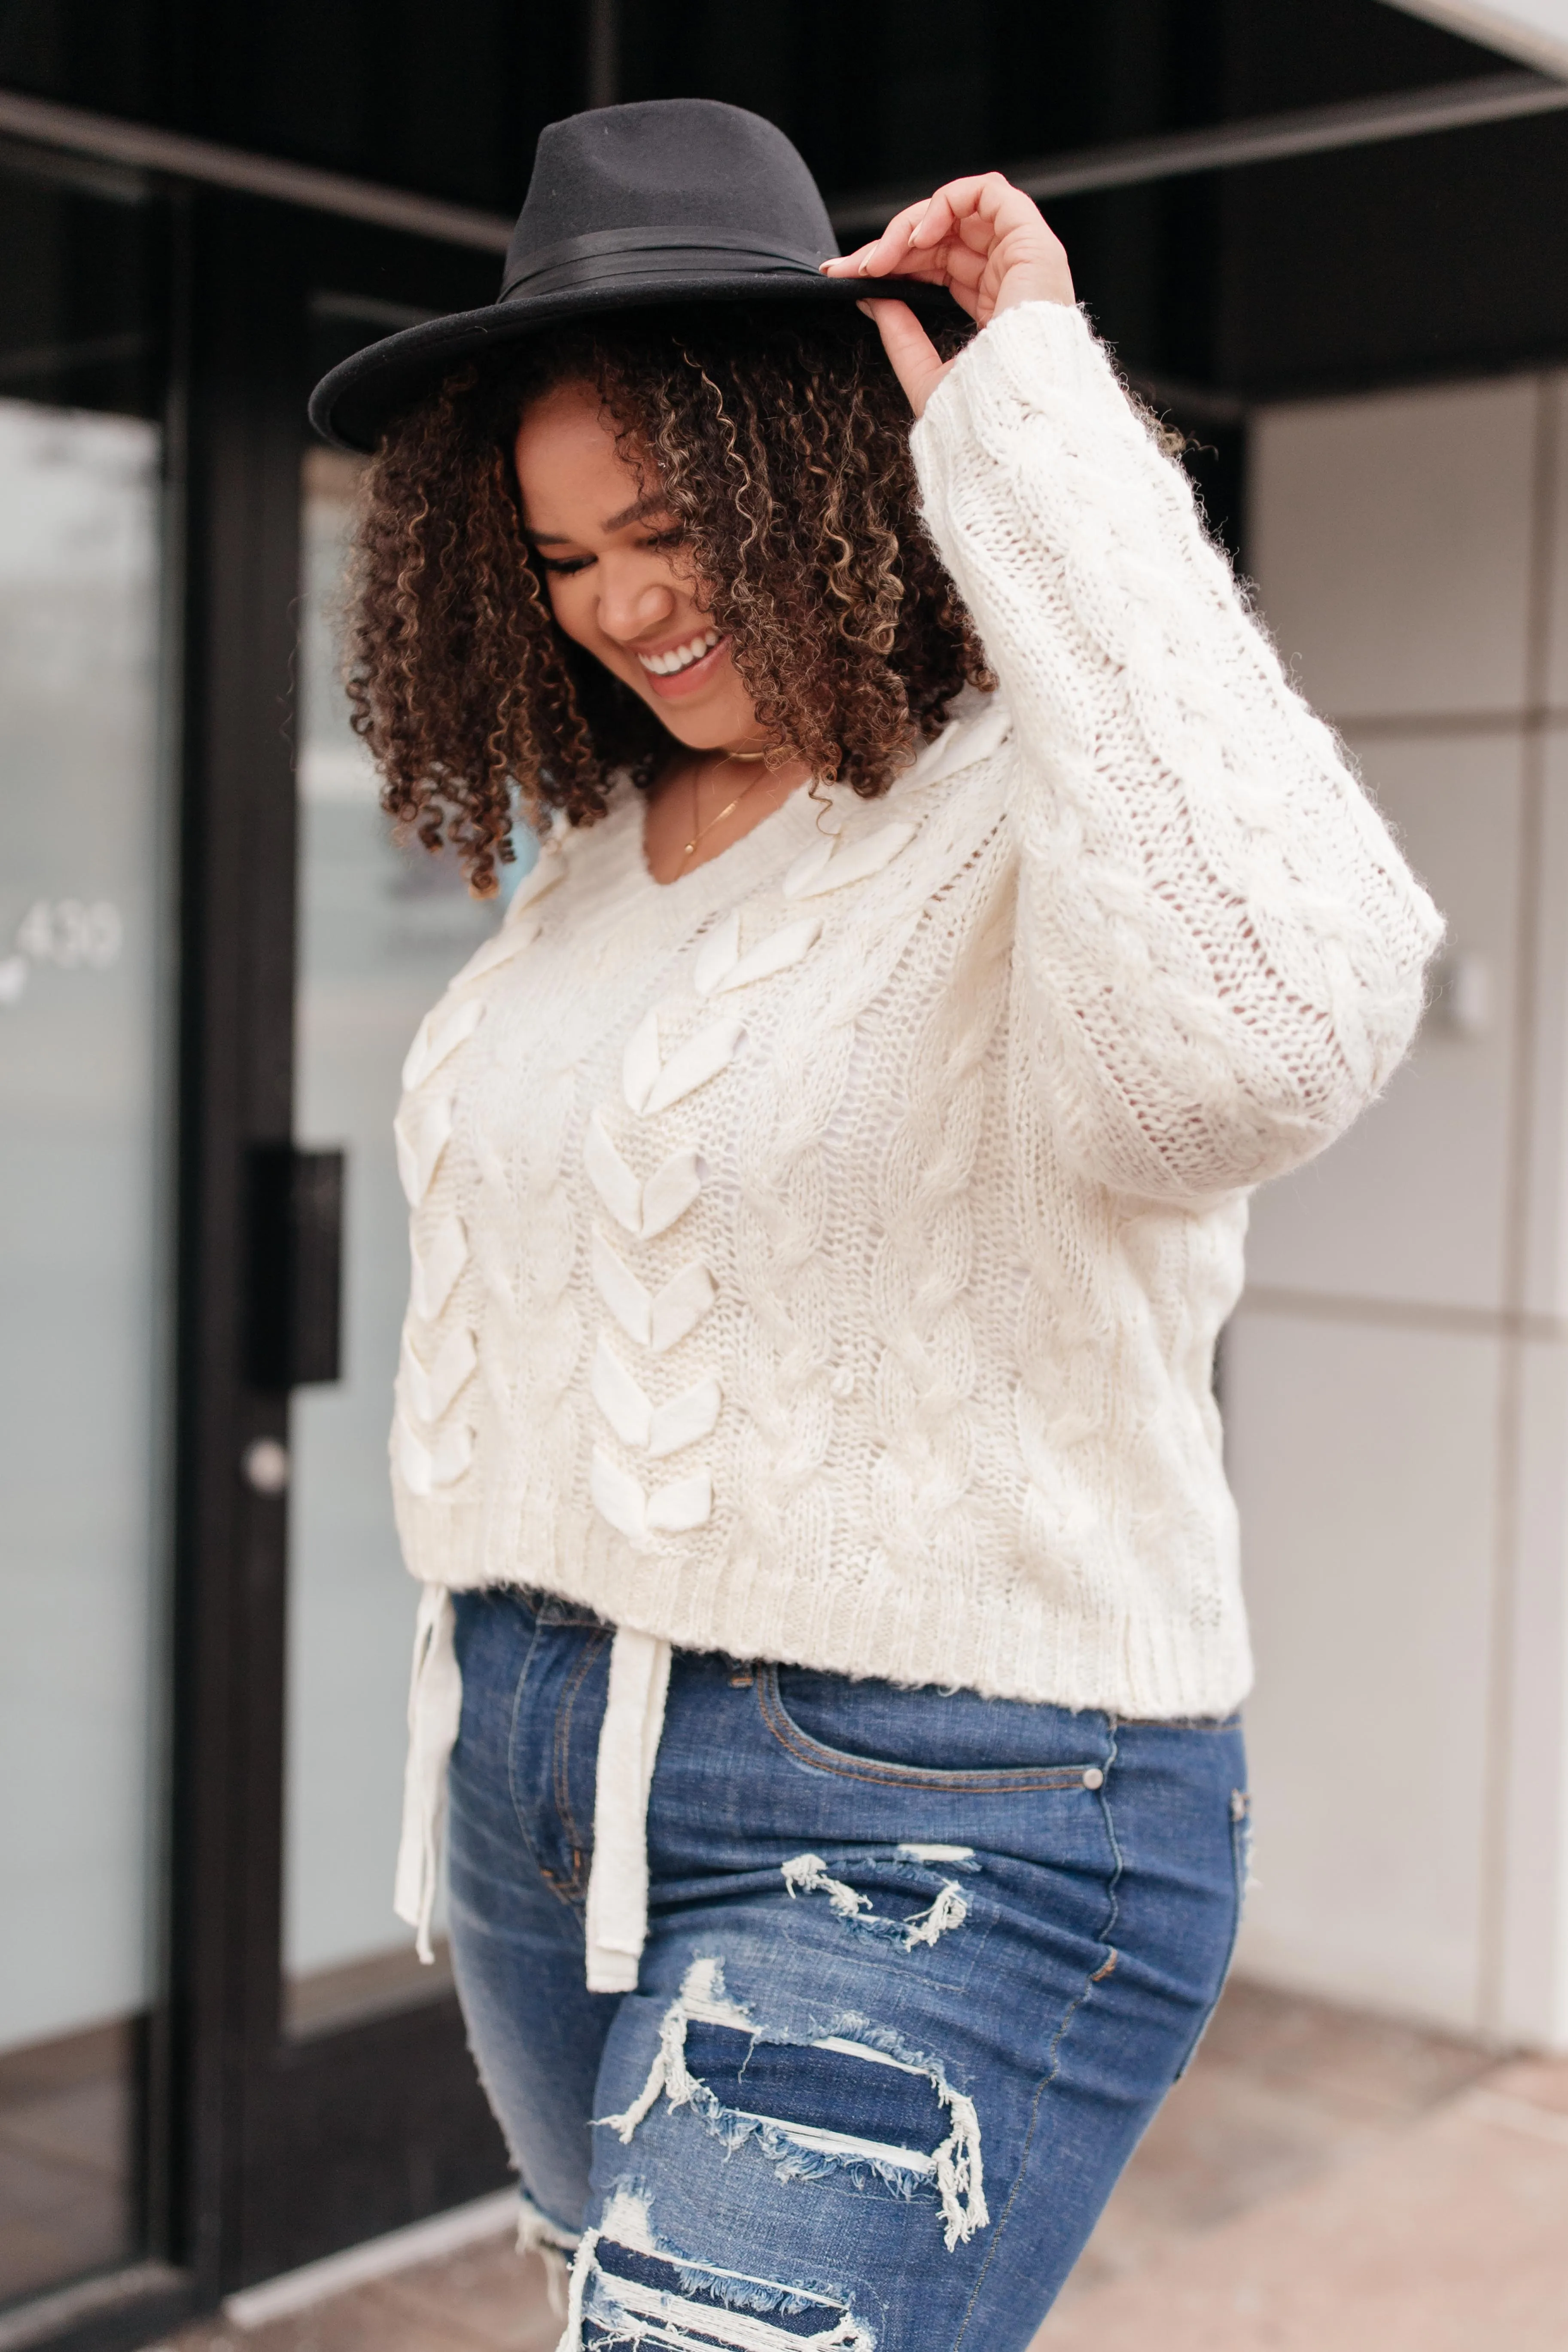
[
  {"xmin": 602, "ymin": 490, "xmax": 676, "ymax": 533},
  {"xmin": 524, "ymin": 492, "xmax": 675, "ymax": 547}
]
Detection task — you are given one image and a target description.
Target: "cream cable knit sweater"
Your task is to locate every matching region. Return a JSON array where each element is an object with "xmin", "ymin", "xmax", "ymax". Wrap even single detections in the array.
[{"xmin": 389, "ymin": 302, "xmax": 1440, "ymax": 1770}]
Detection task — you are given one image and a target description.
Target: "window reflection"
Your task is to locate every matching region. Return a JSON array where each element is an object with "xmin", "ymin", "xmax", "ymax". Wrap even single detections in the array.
[
  {"xmin": 283, "ymin": 448, "xmax": 505, "ymax": 2033},
  {"xmin": 0, "ymin": 392, "xmax": 163, "ymax": 2303}
]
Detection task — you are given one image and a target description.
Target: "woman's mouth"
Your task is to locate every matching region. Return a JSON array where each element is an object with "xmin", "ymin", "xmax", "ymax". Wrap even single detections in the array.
[{"xmin": 634, "ymin": 628, "xmax": 727, "ymax": 698}]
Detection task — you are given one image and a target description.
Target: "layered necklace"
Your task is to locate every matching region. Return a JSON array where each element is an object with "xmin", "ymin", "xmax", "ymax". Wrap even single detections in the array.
[{"xmin": 678, "ymin": 746, "xmax": 773, "ymax": 869}]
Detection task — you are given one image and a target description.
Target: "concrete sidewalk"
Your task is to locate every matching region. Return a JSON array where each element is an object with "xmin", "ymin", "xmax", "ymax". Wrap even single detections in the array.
[
  {"xmin": 1039, "ymin": 2067, "xmax": 1568, "ymax": 2349},
  {"xmin": 162, "ymin": 1980, "xmax": 1568, "ymax": 2352},
  {"xmin": 1038, "ymin": 1991, "xmax": 1568, "ymax": 2349}
]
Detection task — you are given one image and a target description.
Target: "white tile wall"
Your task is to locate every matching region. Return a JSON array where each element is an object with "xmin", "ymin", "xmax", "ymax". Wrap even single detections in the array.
[
  {"xmin": 1227, "ymin": 1311, "xmax": 1499, "ymax": 2030},
  {"xmin": 1497, "ymin": 1334, "xmax": 1568, "ymax": 2046},
  {"xmin": 1523, "ymin": 730, "xmax": 1568, "ymax": 1318},
  {"xmin": 1547, "ymin": 378, "xmax": 1568, "ymax": 712},
  {"xmin": 1251, "ymin": 378, "xmax": 1538, "ymax": 722},
  {"xmin": 1235, "ymin": 367, "xmax": 1568, "ymax": 2050},
  {"xmin": 1245, "ymin": 730, "xmax": 1521, "ymax": 1313}
]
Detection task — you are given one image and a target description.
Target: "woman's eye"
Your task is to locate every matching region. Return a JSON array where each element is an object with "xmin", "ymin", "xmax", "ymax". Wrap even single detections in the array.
[
  {"xmin": 647, "ymin": 528, "xmax": 687, "ymax": 552},
  {"xmin": 537, "ymin": 553, "xmax": 593, "ymax": 577}
]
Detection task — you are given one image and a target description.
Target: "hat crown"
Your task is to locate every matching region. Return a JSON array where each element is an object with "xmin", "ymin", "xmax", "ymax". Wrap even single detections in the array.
[
  {"xmin": 502, "ymin": 99, "xmax": 840, "ymax": 294},
  {"xmin": 311, "ymin": 97, "xmax": 945, "ymax": 453}
]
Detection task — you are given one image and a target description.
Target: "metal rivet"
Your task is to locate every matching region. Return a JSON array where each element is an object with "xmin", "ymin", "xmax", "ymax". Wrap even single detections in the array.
[
  {"xmin": 242, "ymin": 1437, "xmax": 290, "ymax": 1496},
  {"xmin": 1082, "ymin": 1766, "xmax": 1105, "ymax": 1791}
]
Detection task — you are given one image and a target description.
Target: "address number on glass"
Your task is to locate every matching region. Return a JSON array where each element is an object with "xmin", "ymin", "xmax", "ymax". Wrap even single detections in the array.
[{"xmin": 15, "ymin": 899, "xmax": 123, "ymax": 968}]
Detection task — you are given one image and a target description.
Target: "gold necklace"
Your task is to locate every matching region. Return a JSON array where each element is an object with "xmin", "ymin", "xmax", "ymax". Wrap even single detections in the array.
[{"xmin": 680, "ymin": 748, "xmax": 771, "ymax": 865}]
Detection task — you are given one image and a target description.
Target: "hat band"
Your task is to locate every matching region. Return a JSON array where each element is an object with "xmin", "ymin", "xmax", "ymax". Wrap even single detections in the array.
[{"xmin": 499, "ymin": 225, "xmax": 832, "ymax": 304}]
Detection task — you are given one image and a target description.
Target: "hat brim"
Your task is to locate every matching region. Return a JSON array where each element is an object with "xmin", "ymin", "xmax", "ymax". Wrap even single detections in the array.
[{"xmin": 308, "ymin": 271, "xmax": 963, "ymax": 453}]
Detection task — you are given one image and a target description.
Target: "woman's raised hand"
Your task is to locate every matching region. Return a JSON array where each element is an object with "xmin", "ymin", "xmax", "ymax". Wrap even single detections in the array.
[{"xmin": 822, "ymin": 172, "xmax": 1074, "ymax": 418}]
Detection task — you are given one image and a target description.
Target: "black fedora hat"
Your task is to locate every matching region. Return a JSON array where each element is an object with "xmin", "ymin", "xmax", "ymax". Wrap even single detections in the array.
[{"xmin": 309, "ymin": 98, "xmax": 949, "ymax": 453}]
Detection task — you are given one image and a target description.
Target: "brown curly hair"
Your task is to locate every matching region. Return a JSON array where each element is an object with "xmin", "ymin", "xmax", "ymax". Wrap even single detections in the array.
[{"xmin": 344, "ymin": 304, "xmax": 994, "ymax": 893}]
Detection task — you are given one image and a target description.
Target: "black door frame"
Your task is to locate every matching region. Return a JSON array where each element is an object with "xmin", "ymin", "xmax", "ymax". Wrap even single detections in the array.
[{"xmin": 166, "ymin": 188, "xmax": 511, "ymax": 2306}]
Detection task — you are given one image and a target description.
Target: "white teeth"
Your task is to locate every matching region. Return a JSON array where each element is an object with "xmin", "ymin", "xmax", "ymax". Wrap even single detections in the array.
[{"xmin": 639, "ymin": 629, "xmax": 721, "ymax": 676}]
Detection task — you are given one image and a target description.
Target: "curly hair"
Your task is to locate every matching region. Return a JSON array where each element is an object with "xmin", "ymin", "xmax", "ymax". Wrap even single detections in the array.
[{"xmin": 344, "ymin": 304, "xmax": 994, "ymax": 893}]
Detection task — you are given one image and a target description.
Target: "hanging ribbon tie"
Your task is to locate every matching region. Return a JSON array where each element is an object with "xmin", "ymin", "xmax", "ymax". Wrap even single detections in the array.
[
  {"xmin": 584, "ymin": 1627, "xmax": 673, "ymax": 1993},
  {"xmin": 393, "ymin": 1583, "xmax": 462, "ymax": 1963}
]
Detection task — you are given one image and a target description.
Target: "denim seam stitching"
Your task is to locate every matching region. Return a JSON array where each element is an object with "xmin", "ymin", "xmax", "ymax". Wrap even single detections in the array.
[
  {"xmin": 756, "ymin": 1667, "xmax": 1099, "ymax": 1793},
  {"xmin": 545, "ymin": 1628, "xmax": 609, "ymax": 1904},
  {"xmin": 504, "ymin": 1613, "xmax": 552, "ymax": 1886},
  {"xmin": 1173, "ymin": 1786, "xmax": 1249, "ymax": 2079},
  {"xmin": 951, "ymin": 1730, "xmax": 1123, "ymax": 2349}
]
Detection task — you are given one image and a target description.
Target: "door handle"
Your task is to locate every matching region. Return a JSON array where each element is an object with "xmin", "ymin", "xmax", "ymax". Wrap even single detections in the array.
[{"xmin": 246, "ymin": 1145, "xmax": 345, "ymax": 1388}]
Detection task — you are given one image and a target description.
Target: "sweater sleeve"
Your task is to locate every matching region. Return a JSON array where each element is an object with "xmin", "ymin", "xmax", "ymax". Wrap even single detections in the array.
[{"xmin": 910, "ymin": 300, "xmax": 1444, "ymax": 1203}]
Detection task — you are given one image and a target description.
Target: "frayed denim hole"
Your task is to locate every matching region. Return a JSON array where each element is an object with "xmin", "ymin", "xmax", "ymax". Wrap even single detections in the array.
[
  {"xmin": 779, "ymin": 1850, "xmax": 979, "ymax": 1951},
  {"xmin": 685, "ymin": 2022, "xmax": 945, "ymax": 2146},
  {"xmin": 596, "ymin": 2244, "xmax": 847, "ymax": 2333},
  {"xmin": 597, "ymin": 1955, "xmax": 990, "ymax": 2250},
  {"xmin": 571, "ymin": 2195, "xmax": 877, "ymax": 2352}
]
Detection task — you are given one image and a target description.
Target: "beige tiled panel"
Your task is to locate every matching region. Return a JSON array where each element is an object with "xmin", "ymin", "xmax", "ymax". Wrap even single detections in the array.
[
  {"xmin": 1244, "ymin": 731, "xmax": 1522, "ymax": 1313},
  {"xmin": 1250, "ymin": 376, "xmax": 1538, "ymax": 721},
  {"xmin": 1225, "ymin": 1310, "xmax": 1498, "ymax": 2032},
  {"xmin": 1497, "ymin": 1332, "xmax": 1568, "ymax": 2044},
  {"xmin": 1548, "ymin": 376, "xmax": 1568, "ymax": 711},
  {"xmin": 1522, "ymin": 728, "xmax": 1568, "ymax": 1317}
]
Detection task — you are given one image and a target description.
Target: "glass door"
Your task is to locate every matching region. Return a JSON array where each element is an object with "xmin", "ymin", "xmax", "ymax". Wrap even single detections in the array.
[
  {"xmin": 1, "ymin": 175, "xmax": 520, "ymax": 2324},
  {"xmin": 0, "ymin": 149, "xmax": 171, "ymax": 2314},
  {"xmin": 0, "ymin": 156, "xmax": 527, "ymax": 2333},
  {"xmin": 283, "ymin": 433, "xmax": 504, "ymax": 2037}
]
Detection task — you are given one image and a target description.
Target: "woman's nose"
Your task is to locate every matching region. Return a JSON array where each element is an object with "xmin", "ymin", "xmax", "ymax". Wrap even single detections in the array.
[{"xmin": 598, "ymin": 560, "xmax": 676, "ymax": 645}]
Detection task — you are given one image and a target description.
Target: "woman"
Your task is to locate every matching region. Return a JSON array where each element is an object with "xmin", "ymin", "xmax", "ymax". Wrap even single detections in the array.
[{"xmin": 312, "ymin": 98, "xmax": 1439, "ymax": 2352}]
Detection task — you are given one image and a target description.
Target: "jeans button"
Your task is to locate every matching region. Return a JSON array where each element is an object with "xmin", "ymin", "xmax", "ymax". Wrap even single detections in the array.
[{"xmin": 1082, "ymin": 1766, "xmax": 1105, "ymax": 1790}]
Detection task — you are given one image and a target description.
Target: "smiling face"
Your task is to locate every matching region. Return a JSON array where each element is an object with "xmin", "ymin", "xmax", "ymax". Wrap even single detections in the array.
[
  {"xmin": 347, "ymin": 314, "xmax": 989, "ymax": 890},
  {"xmin": 513, "ymin": 379, "xmax": 766, "ymax": 755}
]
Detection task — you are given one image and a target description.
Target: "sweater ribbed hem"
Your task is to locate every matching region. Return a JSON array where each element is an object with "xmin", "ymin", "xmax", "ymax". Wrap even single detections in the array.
[{"xmin": 393, "ymin": 1503, "xmax": 1253, "ymax": 1720}]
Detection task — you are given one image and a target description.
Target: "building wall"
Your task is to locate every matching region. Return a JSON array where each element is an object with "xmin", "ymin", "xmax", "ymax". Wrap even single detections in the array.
[{"xmin": 1231, "ymin": 369, "xmax": 1568, "ymax": 2045}]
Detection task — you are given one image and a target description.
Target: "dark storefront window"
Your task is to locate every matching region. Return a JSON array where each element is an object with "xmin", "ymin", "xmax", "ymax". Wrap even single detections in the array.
[{"xmin": 0, "ymin": 148, "xmax": 170, "ymax": 2309}]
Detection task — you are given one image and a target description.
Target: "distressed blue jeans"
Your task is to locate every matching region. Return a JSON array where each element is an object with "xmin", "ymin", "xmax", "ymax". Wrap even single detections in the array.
[{"xmin": 448, "ymin": 1587, "xmax": 1248, "ymax": 2352}]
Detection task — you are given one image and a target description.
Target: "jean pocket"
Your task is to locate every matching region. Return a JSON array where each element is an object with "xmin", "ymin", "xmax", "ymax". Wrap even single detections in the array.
[{"xmin": 756, "ymin": 1664, "xmax": 1110, "ymax": 1793}]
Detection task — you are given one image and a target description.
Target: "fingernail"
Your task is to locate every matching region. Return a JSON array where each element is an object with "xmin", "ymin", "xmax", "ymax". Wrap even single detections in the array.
[{"xmin": 856, "ymin": 300, "xmax": 875, "ymax": 317}]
